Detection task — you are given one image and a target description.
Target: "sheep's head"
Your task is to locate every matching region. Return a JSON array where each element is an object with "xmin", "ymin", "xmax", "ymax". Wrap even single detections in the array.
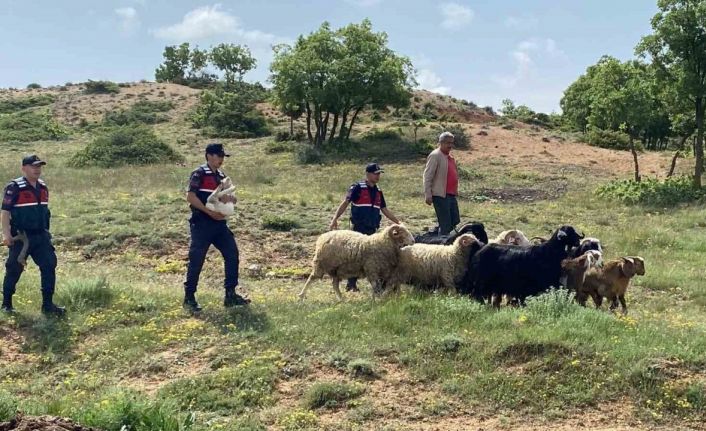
[
  {"xmin": 454, "ymin": 233, "xmax": 481, "ymax": 250},
  {"xmin": 505, "ymin": 230, "xmax": 531, "ymax": 246},
  {"xmin": 555, "ymin": 225, "xmax": 583, "ymax": 248},
  {"xmin": 458, "ymin": 222, "xmax": 488, "ymax": 244},
  {"xmin": 586, "ymin": 250, "xmax": 603, "ymax": 268},
  {"xmin": 622, "ymin": 256, "xmax": 645, "ymax": 276},
  {"xmin": 221, "ymin": 177, "xmax": 234, "ymax": 189},
  {"xmin": 387, "ymin": 224, "xmax": 415, "ymax": 248}
]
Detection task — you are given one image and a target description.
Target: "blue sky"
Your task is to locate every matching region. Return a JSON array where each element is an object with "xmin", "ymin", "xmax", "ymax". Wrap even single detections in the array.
[{"xmin": 0, "ymin": 0, "xmax": 658, "ymax": 112}]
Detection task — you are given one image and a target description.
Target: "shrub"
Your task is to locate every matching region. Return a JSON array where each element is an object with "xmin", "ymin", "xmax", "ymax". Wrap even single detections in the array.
[
  {"xmin": 347, "ymin": 359, "xmax": 377, "ymax": 379},
  {"xmin": 69, "ymin": 126, "xmax": 184, "ymax": 168},
  {"xmin": 83, "ymin": 80, "xmax": 120, "ymax": 94},
  {"xmin": 0, "ymin": 109, "xmax": 67, "ymax": 142},
  {"xmin": 56, "ymin": 277, "xmax": 113, "ymax": 312},
  {"xmin": 104, "ymin": 100, "xmax": 174, "ymax": 126},
  {"xmin": 277, "ymin": 410, "xmax": 318, "ymax": 431},
  {"xmin": 261, "ymin": 215, "xmax": 300, "ymax": 231},
  {"xmin": 303, "ymin": 382, "xmax": 364, "ymax": 409},
  {"xmin": 295, "ymin": 145, "xmax": 323, "ymax": 164},
  {"xmin": 265, "ymin": 141, "xmax": 296, "ymax": 154},
  {"xmin": 0, "ymin": 94, "xmax": 55, "ymax": 114},
  {"xmin": 26, "ymin": 83, "xmax": 41, "ymax": 89},
  {"xmin": 586, "ymin": 129, "xmax": 634, "ymax": 151},
  {"xmin": 361, "ymin": 128, "xmax": 401, "ymax": 141},
  {"xmin": 439, "ymin": 124, "xmax": 470, "ymax": 149},
  {"xmin": 192, "ymin": 89, "xmax": 270, "ymax": 138},
  {"xmin": 596, "ymin": 176, "xmax": 705, "ymax": 206},
  {"xmin": 0, "ymin": 391, "xmax": 17, "ymax": 421}
]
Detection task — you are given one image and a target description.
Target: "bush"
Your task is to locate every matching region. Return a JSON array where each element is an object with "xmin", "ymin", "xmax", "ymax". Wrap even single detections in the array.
[
  {"xmin": 361, "ymin": 128, "xmax": 401, "ymax": 141},
  {"xmin": 56, "ymin": 277, "xmax": 114, "ymax": 312},
  {"xmin": 596, "ymin": 176, "xmax": 706, "ymax": 206},
  {"xmin": 0, "ymin": 94, "xmax": 55, "ymax": 114},
  {"xmin": 0, "ymin": 109, "xmax": 68, "ymax": 142},
  {"xmin": 295, "ymin": 145, "xmax": 323, "ymax": 164},
  {"xmin": 261, "ymin": 215, "xmax": 300, "ymax": 231},
  {"xmin": 303, "ymin": 382, "xmax": 364, "ymax": 410},
  {"xmin": 0, "ymin": 391, "xmax": 17, "ymax": 421},
  {"xmin": 265, "ymin": 141, "xmax": 296, "ymax": 154},
  {"xmin": 347, "ymin": 359, "xmax": 377, "ymax": 379},
  {"xmin": 439, "ymin": 124, "xmax": 470, "ymax": 149},
  {"xmin": 192, "ymin": 89, "xmax": 270, "ymax": 138},
  {"xmin": 586, "ymin": 129, "xmax": 634, "ymax": 151},
  {"xmin": 26, "ymin": 83, "xmax": 41, "ymax": 89},
  {"xmin": 104, "ymin": 100, "xmax": 174, "ymax": 126},
  {"xmin": 83, "ymin": 80, "xmax": 120, "ymax": 94},
  {"xmin": 69, "ymin": 126, "xmax": 184, "ymax": 168}
]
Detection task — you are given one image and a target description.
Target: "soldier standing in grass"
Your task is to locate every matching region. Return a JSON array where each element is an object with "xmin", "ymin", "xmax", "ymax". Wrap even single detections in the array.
[
  {"xmin": 423, "ymin": 131, "xmax": 460, "ymax": 235},
  {"xmin": 329, "ymin": 163, "xmax": 402, "ymax": 292},
  {"xmin": 1, "ymin": 155, "xmax": 65, "ymax": 315},
  {"xmin": 182, "ymin": 143, "xmax": 249, "ymax": 312}
]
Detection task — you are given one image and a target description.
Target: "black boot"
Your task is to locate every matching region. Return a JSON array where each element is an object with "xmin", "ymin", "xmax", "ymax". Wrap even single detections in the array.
[
  {"xmin": 1, "ymin": 295, "xmax": 15, "ymax": 314},
  {"xmin": 183, "ymin": 292, "xmax": 202, "ymax": 313},
  {"xmin": 41, "ymin": 291, "xmax": 66, "ymax": 316},
  {"xmin": 224, "ymin": 289, "xmax": 250, "ymax": 307}
]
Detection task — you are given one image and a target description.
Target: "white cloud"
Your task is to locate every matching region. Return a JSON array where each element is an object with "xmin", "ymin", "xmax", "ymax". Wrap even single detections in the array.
[
  {"xmin": 416, "ymin": 69, "xmax": 451, "ymax": 95},
  {"xmin": 151, "ymin": 4, "xmax": 286, "ymax": 45},
  {"xmin": 115, "ymin": 7, "xmax": 140, "ymax": 36},
  {"xmin": 345, "ymin": 0, "xmax": 382, "ymax": 6},
  {"xmin": 504, "ymin": 15, "xmax": 538, "ymax": 30},
  {"xmin": 491, "ymin": 37, "xmax": 566, "ymax": 89},
  {"xmin": 439, "ymin": 3, "xmax": 474, "ymax": 30}
]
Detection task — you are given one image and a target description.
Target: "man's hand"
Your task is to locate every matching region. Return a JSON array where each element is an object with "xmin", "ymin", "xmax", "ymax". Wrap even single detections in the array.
[
  {"xmin": 207, "ymin": 209, "xmax": 226, "ymax": 221},
  {"xmin": 329, "ymin": 219, "xmax": 338, "ymax": 230},
  {"xmin": 425, "ymin": 196, "xmax": 433, "ymax": 205},
  {"xmin": 2, "ymin": 232, "xmax": 12, "ymax": 247}
]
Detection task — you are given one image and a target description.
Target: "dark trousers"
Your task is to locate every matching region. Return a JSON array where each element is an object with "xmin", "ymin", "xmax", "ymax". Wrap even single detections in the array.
[
  {"xmin": 3, "ymin": 230, "xmax": 57, "ymax": 297},
  {"xmin": 347, "ymin": 225, "xmax": 377, "ymax": 289},
  {"xmin": 184, "ymin": 220, "xmax": 239, "ymax": 295},
  {"xmin": 433, "ymin": 195, "xmax": 460, "ymax": 235}
]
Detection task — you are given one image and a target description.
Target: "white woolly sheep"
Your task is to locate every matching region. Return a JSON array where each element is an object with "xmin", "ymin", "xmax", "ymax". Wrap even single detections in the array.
[
  {"xmin": 206, "ymin": 177, "xmax": 236, "ymax": 216},
  {"xmin": 489, "ymin": 229, "xmax": 531, "ymax": 246},
  {"xmin": 298, "ymin": 224, "xmax": 415, "ymax": 301},
  {"xmin": 392, "ymin": 233, "xmax": 482, "ymax": 292}
]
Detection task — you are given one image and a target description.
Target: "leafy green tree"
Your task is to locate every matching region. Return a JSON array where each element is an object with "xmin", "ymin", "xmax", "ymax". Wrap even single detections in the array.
[
  {"xmin": 210, "ymin": 43, "xmax": 257, "ymax": 86},
  {"xmin": 155, "ymin": 43, "xmax": 191, "ymax": 84},
  {"xmin": 270, "ymin": 20, "xmax": 414, "ymax": 147},
  {"xmin": 638, "ymin": 0, "xmax": 706, "ymax": 187}
]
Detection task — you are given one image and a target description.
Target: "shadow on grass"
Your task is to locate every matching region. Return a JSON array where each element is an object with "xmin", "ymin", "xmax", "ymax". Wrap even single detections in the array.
[{"xmin": 11, "ymin": 313, "xmax": 73, "ymax": 354}]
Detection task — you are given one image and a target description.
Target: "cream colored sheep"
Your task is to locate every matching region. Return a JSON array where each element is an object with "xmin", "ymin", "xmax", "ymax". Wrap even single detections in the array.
[
  {"xmin": 490, "ymin": 229, "xmax": 531, "ymax": 246},
  {"xmin": 298, "ymin": 224, "xmax": 415, "ymax": 301},
  {"xmin": 392, "ymin": 234, "xmax": 482, "ymax": 292},
  {"xmin": 206, "ymin": 177, "xmax": 236, "ymax": 216}
]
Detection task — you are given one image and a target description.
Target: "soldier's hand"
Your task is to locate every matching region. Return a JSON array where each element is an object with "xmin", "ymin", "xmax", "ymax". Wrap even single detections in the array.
[
  {"xmin": 329, "ymin": 220, "xmax": 338, "ymax": 230},
  {"xmin": 208, "ymin": 210, "xmax": 226, "ymax": 221},
  {"xmin": 425, "ymin": 197, "xmax": 433, "ymax": 205},
  {"xmin": 2, "ymin": 235, "xmax": 12, "ymax": 247}
]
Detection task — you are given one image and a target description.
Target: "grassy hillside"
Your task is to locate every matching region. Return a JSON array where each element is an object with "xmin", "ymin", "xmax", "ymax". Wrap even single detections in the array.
[{"xmin": 0, "ymin": 83, "xmax": 705, "ymax": 430}]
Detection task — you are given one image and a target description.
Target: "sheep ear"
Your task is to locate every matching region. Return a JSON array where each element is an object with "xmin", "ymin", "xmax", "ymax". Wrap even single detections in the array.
[
  {"xmin": 557, "ymin": 229, "xmax": 567, "ymax": 240},
  {"xmin": 461, "ymin": 236, "xmax": 472, "ymax": 247},
  {"xmin": 621, "ymin": 258, "xmax": 637, "ymax": 277},
  {"xmin": 390, "ymin": 226, "xmax": 400, "ymax": 236}
]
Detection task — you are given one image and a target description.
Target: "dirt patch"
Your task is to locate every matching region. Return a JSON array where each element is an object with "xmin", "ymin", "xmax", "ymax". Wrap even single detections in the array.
[
  {"xmin": 457, "ymin": 125, "xmax": 673, "ymax": 179},
  {"xmin": 472, "ymin": 185, "xmax": 566, "ymax": 203},
  {"xmin": 0, "ymin": 414, "xmax": 101, "ymax": 431}
]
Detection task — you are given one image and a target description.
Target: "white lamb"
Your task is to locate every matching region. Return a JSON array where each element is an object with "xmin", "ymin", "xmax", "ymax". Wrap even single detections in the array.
[
  {"xmin": 489, "ymin": 229, "xmax": 531, "ymax": 246},
  {"xmin": 392, "ymin": 233, "xmax": 482, "ymax": 292},
  {"xmin": 206, "ymin": 177, "xmax": 236, "ymax": 216},
  {"xmin": 299, "ymin": 224, "xmax": 415, "ymax": 301}
]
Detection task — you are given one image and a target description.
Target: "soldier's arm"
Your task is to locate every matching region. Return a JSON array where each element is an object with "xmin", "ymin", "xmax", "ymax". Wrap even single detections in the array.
[
  {"xmin": 329, "ymin": 199, "xmax": 350, "ymax": 230},
  {"xmin": 186, "ymin": 192, "xmax": 225, "ymax": 221},
  {"xmin": 381, "ymin": 207, "xmax": 400, "ymax": 225}
]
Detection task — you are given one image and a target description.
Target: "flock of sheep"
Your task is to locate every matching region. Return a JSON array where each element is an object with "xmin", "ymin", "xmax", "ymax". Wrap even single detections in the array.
[{"xmin": 299, "ymin": 223, "xmax": 645, "ymax": 314}]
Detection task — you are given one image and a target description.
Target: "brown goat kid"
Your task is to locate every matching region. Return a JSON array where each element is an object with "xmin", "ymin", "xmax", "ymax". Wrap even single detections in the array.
[
  {"xmin": 560, "ymin": 250, "xmax": 602, "ymax": 292},
  {"xmin": 580, "ymin": 256, "xmax": 645, "ymax": 314}
]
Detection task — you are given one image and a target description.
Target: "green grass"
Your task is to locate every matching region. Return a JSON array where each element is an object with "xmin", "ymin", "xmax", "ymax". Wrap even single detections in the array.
[{"xmin": 1, "ymin": 88, "xmax": 706, "ymax": 429}]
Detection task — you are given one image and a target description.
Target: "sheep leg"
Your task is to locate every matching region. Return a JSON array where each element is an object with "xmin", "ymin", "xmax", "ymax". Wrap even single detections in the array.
[
  {"xmin": 608, "ymin": 296, "xmax": 619, "ymax": 312},
  {"xmin": 491, "ymin": 294, "xmax": 502, "ymax": 309},
  {"xmin": 332, "ymin": 277, "xmax": 344, "ymax": 302},
  {"xmin": 618, "ymin": 295, "xmax": 628, "ymax": 315},
  {"xmin": 298, "ymin": 272, "xmax": 318, "ymax": 301},
  {"xmin": 575, "ymin": 291, "xmax": 588, "ymax": 307},
  {"xmin": 591, "ymin": 293, "xmax": 603, "ymax": 309}
]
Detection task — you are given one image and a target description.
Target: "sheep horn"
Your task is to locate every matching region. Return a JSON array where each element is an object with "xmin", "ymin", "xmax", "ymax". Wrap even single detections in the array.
[{"xmin": 579, "ymin": 231, "xmax": 585, "ymax": 239}]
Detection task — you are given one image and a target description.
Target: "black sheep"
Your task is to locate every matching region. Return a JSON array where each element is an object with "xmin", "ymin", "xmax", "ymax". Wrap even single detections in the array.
[
  {"xmin": 466, "ymin": 225, "xmax": 583, "ymax": 306},
  {"xmin": 414, "ymin": 222, "xmax": 489, "ymax": 246}
]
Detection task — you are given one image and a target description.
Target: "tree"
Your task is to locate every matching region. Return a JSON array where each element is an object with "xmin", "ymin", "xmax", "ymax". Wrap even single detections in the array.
[
  {"xmin": 210, "ymin": 43, "xmax": 257, "ymax": 86},
  {"xmin": 638, "ymin": 0, "xmax": 706, "ymax": 187},
  {"xmin": 155, "ymin": 43, "xmax": 191, "ymax": 84},
  {"xmin": 270, "ymin": 20, "xmax": 414, "ymax": 147}
]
